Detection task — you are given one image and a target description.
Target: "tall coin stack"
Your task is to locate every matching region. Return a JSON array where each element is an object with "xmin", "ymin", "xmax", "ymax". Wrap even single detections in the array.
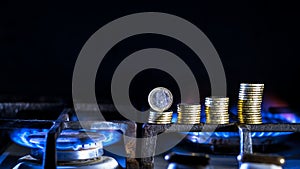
[
  {"xmin": 205, "ymin": 96, "xmax": 230, "ymax": 124},
  {"xmin": 177, "ymin": 103, "xmax": 201, "ymax": 124},
  {"xmin": 148, "ymin": 111, "xmax": 173, "ymax": 124},
  {"xmin": 238, "ymin": 83, "xmax": 264, "ymax": 124}
]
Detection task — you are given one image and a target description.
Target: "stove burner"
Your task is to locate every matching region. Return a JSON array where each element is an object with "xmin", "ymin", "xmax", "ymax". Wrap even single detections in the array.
[
  {"xmin": 27, "ymin": 130, "xmax": 106, "ymax": 161},
  {"xmin": 28, "ymin": 130, "xmax": 105, "ymax": 151}
]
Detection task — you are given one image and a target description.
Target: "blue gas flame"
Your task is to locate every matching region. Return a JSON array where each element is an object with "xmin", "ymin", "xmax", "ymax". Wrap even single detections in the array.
[
  {"xmin": 179, "ymin": 107, "xmax": 299, "ymax": 142},
  {"xmin": 10, "ymin": 128, "xmax": 48, "ymax": 149},
  {"xmin": 10, "ymin": 129, "xmax": 122, "ymax": 149},
  {"xmin": 98, "ymin": 130, "xmax": 122, "ymax": 146}
]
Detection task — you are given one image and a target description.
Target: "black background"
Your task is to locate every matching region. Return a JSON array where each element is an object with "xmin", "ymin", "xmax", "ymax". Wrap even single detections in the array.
[{"xmin": 0, "ymin": 1, "xmax": 299, "ymax": 112}]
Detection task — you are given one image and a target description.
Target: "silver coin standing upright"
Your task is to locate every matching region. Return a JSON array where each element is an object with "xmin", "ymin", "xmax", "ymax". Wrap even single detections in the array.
[{"xmin": 148, "ymin": 87, "xmax": 173, "ymax": 112}]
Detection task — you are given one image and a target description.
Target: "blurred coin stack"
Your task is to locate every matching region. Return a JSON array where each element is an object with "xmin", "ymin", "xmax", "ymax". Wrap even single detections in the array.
[
  {"xmin": 177, "ymin": 103, "xmax": 201, "ymax": 124},
  {"xmin": 205, "ymin": 96, "xmax": 230, "ymax": 124},
  {"xmin": 238, "ymin": 83, "xmax": 264, "ymax": 124},
  {"xmin": 148, "ymin": 111, "xmax": 173, "ymax": 124}
]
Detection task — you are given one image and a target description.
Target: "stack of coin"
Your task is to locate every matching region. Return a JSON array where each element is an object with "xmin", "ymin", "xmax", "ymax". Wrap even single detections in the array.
[
  {"xmin": 205, "ymin": 96, "xmax": 230, "ymax": 124},
  {"xmin": 238, "ymin": 83, "xmax": 264, "ymax": 124},
  {"xmin": 147, "ymin": 87, "xmax": 174, "ymax": 124},
  {"xmin": 148, "ymin": 111, "xmax": 173, "ymax": 124},
  {"xmin": 177, "ymin": 103, "xmax": 201, "ymax": 124}
]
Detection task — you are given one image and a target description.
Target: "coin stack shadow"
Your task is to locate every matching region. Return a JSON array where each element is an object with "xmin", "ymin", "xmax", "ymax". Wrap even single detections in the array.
[
  {"xmin": 205, "ymin": 96, "xmax": 230, "ymax": 124},
  {"xmin": 148, "ymin": 111, "xmax": 173, "ymax": 124},
  {"xmin": 238, "ymin": 83, "xmax": 264, "ymax": 124},
  {"xmin": 177, "ymin": 103, "xmax": 201, "ymax": 124}
]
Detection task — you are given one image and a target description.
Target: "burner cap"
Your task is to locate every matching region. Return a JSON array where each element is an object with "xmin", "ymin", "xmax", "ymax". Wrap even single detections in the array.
[
  {"xmin": 237, "ymin": 153, "xmax": 285, "ymax": 166},
  {"xmin": 165, "ymin": 152, "xmax": 210, "ymax": 166}
]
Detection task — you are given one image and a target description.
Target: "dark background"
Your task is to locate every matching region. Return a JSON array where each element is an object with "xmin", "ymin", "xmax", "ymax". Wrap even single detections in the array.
[{"xmin": 0, "ymin": 1, "xmax": 299, "ymax": 112}]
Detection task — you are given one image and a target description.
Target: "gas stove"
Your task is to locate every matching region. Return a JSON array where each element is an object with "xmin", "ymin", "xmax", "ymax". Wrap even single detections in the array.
[{"xmin": 1, "ymin": 102, "xmax": 300, "ymax": 169}]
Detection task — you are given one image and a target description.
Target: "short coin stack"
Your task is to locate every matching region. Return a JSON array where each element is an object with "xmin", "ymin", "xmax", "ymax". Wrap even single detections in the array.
[
  {"xmin": 148, "ymin": 111, "xmax": 173, "ymax": 124},
  {"xmin": 177, "ymin": 103, "xmax": 201, "ymax": 124},
  {"xmin": 205, "ymin": 96, "xmax": 230, "ymax": 124},
  {"xmin": 147, "ymin": 87, "xmax": 174, "ymax": 124},
  {"xmin": 238, "ymin": 83, "xmax": 264, "ymax": 124}
]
